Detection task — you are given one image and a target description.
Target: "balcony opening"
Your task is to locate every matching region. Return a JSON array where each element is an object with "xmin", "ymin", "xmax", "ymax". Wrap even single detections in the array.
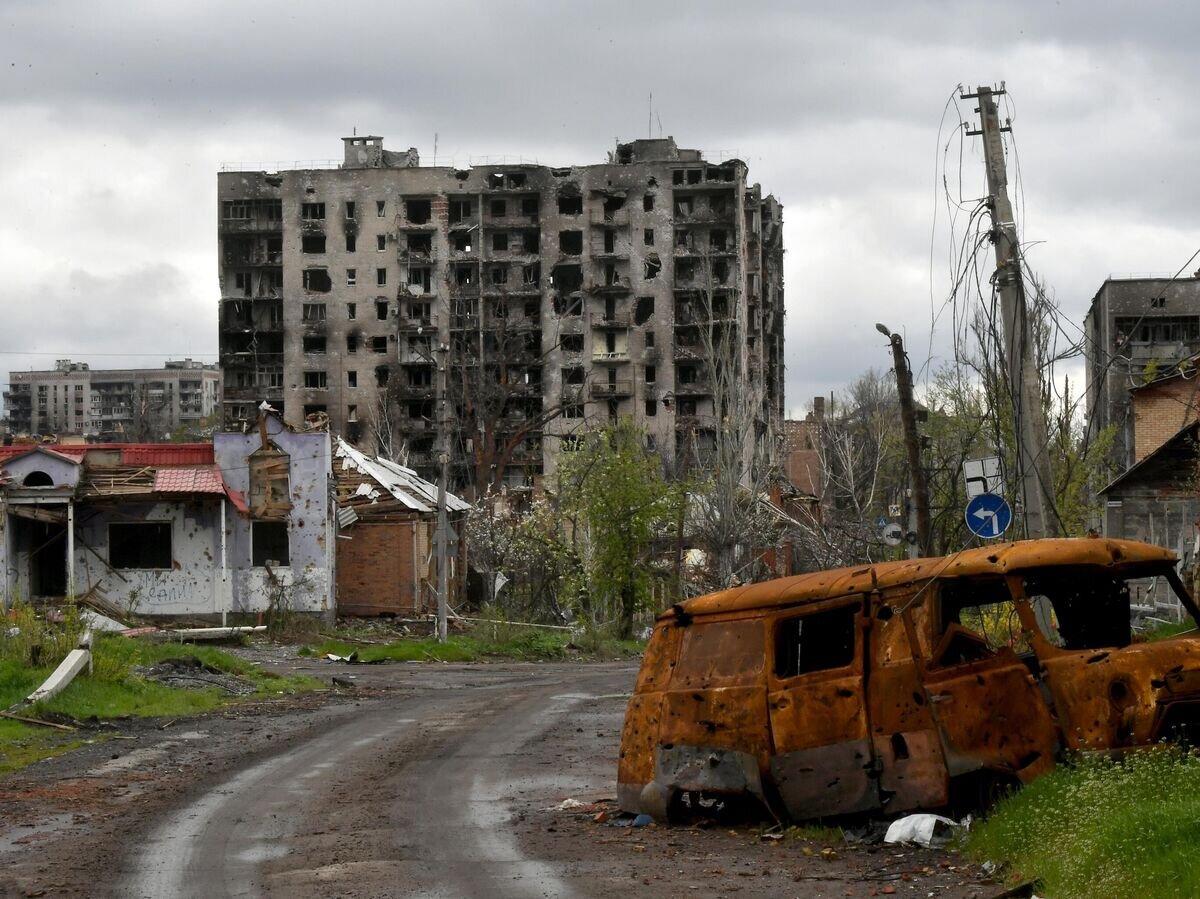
[
  {"xmin": 521, "ymin": 196, "xmax": 539, "ymax": 217},
  {"xmin": 406, "ymin": 199, "xmax": 432, "ymax": 224},
  {"xmin": 448, "ymin": 199, "xmax": 472, "ymax": 224},
  {"xmin": 558, "ymin": 194, "xmax": 583, "ymax": 215},
  {"xmin": 493, "ymin": 232, "xmax": 509, "ymax": 252},
  {"xmin": 491, "ymin": 199, "xmax": 506, "ymax": 217}
]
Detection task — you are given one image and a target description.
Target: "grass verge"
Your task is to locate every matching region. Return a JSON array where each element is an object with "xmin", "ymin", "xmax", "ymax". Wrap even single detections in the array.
[
  {"xmin": 0, "ymin": 634, "xmax": 320, "ymax": 776},
  {"xmin": 967, "ymin": 747, "xmax": 1200, "ymax": 898}
]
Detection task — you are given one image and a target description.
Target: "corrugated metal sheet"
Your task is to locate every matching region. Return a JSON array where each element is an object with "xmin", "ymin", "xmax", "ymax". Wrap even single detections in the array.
[{"xmin": 334, "ymin": 438, "xmax": 470, "ymax": 514}]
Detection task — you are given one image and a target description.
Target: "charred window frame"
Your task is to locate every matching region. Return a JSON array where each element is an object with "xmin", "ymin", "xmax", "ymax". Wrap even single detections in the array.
[
  {"xmin": 252, "ymin": 521, "xmax": 290, "ymax": 567},
  {"xmin": 109, "ymin": 522, "xmax": 172, "ymax": 570},
  {"xmin": 774, "ymin": 605, "xmax": 857, "ymax": 679},
  {"xmin": 1020, "ymin": 567, "xmax": 1140, "ymax": 650}
]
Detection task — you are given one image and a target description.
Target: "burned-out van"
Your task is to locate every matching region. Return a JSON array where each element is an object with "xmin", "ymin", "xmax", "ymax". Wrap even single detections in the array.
[{"xmin": 618, "ymin": 538, "xmax": 1200, "ymax": 822}]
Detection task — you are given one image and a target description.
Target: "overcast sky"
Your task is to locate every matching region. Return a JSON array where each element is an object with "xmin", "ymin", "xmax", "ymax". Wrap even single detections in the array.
[{"xmin": 2, "ymin": 1, "xmax": 1196, "ymax": 420}]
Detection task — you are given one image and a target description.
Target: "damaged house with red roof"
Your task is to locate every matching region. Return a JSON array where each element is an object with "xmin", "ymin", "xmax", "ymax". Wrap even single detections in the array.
[{"xmin": 0, "ymin": 413, "xmax": 335, "ymax": 620}]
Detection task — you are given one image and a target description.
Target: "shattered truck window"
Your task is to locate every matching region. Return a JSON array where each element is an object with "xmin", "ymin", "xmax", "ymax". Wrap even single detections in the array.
[
  {"xmin": 673, "ymin": 619, "xmax": 763, "ymax": 688},
  {"xmin": 774, "ymin": 605, "xmax": 855, "ymax": 678},
  {"xmin": 939, "ymin": 578, "xmax": 1030, "ymax": 654},
  {"xmin": 1022, "ymin": 568, "xmax": 1134, "ymax": 650}
]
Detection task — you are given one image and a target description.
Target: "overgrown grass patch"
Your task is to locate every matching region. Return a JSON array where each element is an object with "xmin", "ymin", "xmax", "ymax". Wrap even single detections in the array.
[
  {"xmin": 0, "ymin": 633, "xmax": 320, "ymax": 776},
  {"xmin": 301, "ymin": 626, "xmax": 645, "ymax": 664},
  {"xmin": 968, "ymin": 747, "xmax": 1200, "ymax": 898}
]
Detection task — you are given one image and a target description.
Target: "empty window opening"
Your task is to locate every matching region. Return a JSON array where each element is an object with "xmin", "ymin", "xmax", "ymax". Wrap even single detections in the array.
[
  {"xmin": 372, "ymin": 336, "xmax": 388, "ymax": 353},
  {"xmin": 347, "ymin": 269, "xmax": 357, "ymax": 287},
  {"xmin": 304, "ymin": 371, "xmax": 327, "ymax": 389},
  {"xmin": 376, "ymin": 267, "xmax": 387, "ymax": 286},
  {"xmin": 775, "ymin": 606, "xmax": 857, "ymax": 678},
  {"xmin": 507, "ymin": 172, "xmax": 527, "ymax": 188},
  {"xmin": 523, "ymin": 263, "xmax": 540, "ymax": 285},
  {"xmin": 555, "ymin": 294, "xmax": 583, "ymax": 316},
  {"xmin": 563, "ymin": 366, "xmax": 585, "ymax": 385},
  {"xmin": 602, "ymin": 195, "xmax": 626, "ymax": 221},
  {"xmin": 302, "ymin": 303, "xmax": 326, "ymax": 322},
  {"xmin": 448, "ymin": 199, "xmax": 472, "ymax": 224},
  {"xmin": 644, "ymin": 257, "xmax": 662, "ymax": 279},
  {"xmin": 252, "ymin": 521, "xmax": 290, "ymax": 567},
  {"xmin": 377, "ymin": 234, "xmax": 387, "ymax": 251},
  {"xmin": 376, "ymin": 301, "xmax": 389, "ymax": 320},
  {"xmin": 406, "ymin": 199, "xmax": 432, "ymax": 224},
  {"xmin": 645, "ymin": 398, "xmax": 657, "ymax": 416},
  {"xmin": 302, "ymin": 202, "xmax": 325, "ymax": 220},
  {"xmin": 551, "ymin": 264, "xmax": 583, "ymax": 293},
  {"xmin": 376, "ymin": 200, "xmax": 386, "ymax": 217},
  {"xmin": 110, "ymin": 522, "xmax": 172, "ymax": 570},
  {"xmin": 303, "ymin": 269, "xmax": 332, "ymax": 292},
  {"xmin": 454, "ymin": 265, "xmax": 475, "ymax": 286},
  {"xmin": 346, "ymin": 233, "xmax": 357, "ymax": 252},
  {"xmin": 491, "ymin": 199, "xmax": 507, "ymax": 218},
  {"xmin": 563, "ymin": 404, "xmax": 583, "ymax": 419},
  {"xmin": 605, "ymin": 264, "xmax": 620, "ymax": 287},
  {"xmin": 452, "ymin": 230, "xmax": 473, "ymax": 252},
  {"xmin": 675, "ymin": 195, "xmax": 694, "ymax": 216},
  {"xmin": 644, "ymin": 228, "xmax": 654, "ymax": 246},
  {"xmin": 645, "ymin": 364, "xmax": 657, "ymax": 384},
  {"xmin": 644, "ymin": 332, "xmax": 655, "ymax": 348},
  {"xmin": 521, "ymin": 196, "xmax": 539, "ymax": 216},
  {"xmin": 375, "ymin": 366, "xmax": 390, "ymax": 386},
  {"xmin": 493, "ymin": 232, "xmax": 509, "ymax": 252},
  {"xmin": 303, "ymin": 336, "xmax": 326, "ymax": 354},
  {"xmin": 347, "ymin": 404, "xmax": 357, "ymax": 422},
  {"xmin": 345, "ymin": 201, "xmax": 356, "ymax": 219},
  {"xmin": 407, "ymin": 233, "xmax": 432, "ymax": 254},
  {"xmin": 408, "ymin": 267, "xmax": 432, "ymax": 293},
  {"xmin": 561, "ymin": 334, "xmax": 584, "ymax": 353},
  {"xmin": 559, "ymin": 231, "xmax": 583, "ymax": 255},
  {"xmin": 558, "ymin": 194, "xmax": 583, "ymax": 215},
  {"xmin": 711, "ymin": 230, "xmax": 728, "ymax": 251},
  {"xmin": 635, "ymin": 296, "xmax": 655, "ymax": 324},
  {"xmin": 348, "ymin": 370, "xmax": 358, "ymax": 388},
  {"xmin": 643, "ymin": 194, "xmax": 655, "ymax": 212},
  {"xmin": 522, "ymin": 229, "xmax": 540, "ymax": 253},
  {"xmin": 302, "ymin": 234, "xmax": 326, "ymax": 254},
  {"xmin": 673, "ymin": 170, "xmax": 685, "ymax": 185},
  {"xmin": 687, "ymin": 169, "xmax": 702, "ymax": 185},
  {"xmin": 487, "ymin": 173, "xmax": 505, "ymax": 189},
  {"xmin": 491, "ymin": 266, "xmax": 508, "ymax": 285},
  {"xmin": 346, "ymin": 334, "xmax": 359, "ymax": 353},
  {"xmin": 604, "ymin": 230, "xmax": 616, "ymax": 254}
]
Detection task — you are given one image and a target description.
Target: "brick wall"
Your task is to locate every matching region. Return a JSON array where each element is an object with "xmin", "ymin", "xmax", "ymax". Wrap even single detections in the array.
[
  {"xmin": 1132, "ymin": 377, "xmax": 1200, "ymax": 462},
  {"xmin": 337, "ymin": 521, "xmax": 423, "ymax": 616}
]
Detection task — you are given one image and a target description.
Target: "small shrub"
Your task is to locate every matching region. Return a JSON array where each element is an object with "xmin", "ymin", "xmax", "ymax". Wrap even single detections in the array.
[{"xmin": 0, "ymin": 601, "xmax": 85, "ymax": 668}]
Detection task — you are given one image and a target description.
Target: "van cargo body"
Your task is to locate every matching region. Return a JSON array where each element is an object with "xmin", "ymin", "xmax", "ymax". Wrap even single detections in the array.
[{"xmin": 618, "ymin": 538, "xmax": 1200, "ymax": 822}]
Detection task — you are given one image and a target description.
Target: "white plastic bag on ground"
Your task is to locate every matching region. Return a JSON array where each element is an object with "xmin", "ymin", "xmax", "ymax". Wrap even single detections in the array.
[{"xmin": 883, "ymin": 813, "xmax": 961, "ymax": 848}]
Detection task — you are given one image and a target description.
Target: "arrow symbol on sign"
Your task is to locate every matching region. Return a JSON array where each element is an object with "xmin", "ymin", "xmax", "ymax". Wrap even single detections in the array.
[{"xmin": 972, "ymin": 507, "xmax": 999, "ymax": 537}]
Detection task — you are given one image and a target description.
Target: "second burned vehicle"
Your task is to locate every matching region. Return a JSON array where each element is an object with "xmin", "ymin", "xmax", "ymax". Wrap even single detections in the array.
[{"xmin": 618, "ymin": 538, "xmax": 1200, "ymax": 822}]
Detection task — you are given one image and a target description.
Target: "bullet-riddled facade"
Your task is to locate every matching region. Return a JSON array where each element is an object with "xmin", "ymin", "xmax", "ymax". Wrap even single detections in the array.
[{"xmin": 218, "ymin": 136, "xmax": 784, "ymax": 495}]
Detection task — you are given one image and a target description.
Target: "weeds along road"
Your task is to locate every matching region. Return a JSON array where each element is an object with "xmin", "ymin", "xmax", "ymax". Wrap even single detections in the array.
[{"xmin": 0, "ymin": 655, "xmax": 988, "ymax": 898}]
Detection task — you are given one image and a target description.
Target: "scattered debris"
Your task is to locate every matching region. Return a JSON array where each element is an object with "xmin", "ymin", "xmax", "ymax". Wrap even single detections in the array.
[
  {"xmin": 0, "ymin": 711, "xmax": 77, "ymax": 732},
  {"xmin": 331, "ymin": 676, "xmax": 356, "ymax": 689},
  {"xmin": 136, "ymin": 657, "xmax": 256, "ymax": 696},
  {"xmin": 13, "ymin": 630, "xmax": 93, "ymax": 711},
  {"xmin": 326, "ymin": 652, "xmax": 359, "ymax": 663},
  {"xmin": 883, "ymin": 814, "xmax": 963, "ymax": 848},
  {"xmin": 80, "ymin": 610, "xmax": 127, "ymax": 633}
]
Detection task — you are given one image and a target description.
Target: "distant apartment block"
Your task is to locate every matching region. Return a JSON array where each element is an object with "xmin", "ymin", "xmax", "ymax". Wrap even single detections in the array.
[
  {"xmin": 3, "ymin": 359, "xmax": 219, "ymax": 440},
  {"xmin": 1084, "ymin": 275, "xmax": 1200, "ymax": 470},
  {"xmin": 218, "ymin": 135, "xmax": 785, "ymax": 494}
]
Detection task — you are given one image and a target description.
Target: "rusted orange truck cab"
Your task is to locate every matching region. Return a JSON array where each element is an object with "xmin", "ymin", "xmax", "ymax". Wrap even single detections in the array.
[{"xmin": 618, "ymin": 538, "xmax": 1200, "ymax": 822}]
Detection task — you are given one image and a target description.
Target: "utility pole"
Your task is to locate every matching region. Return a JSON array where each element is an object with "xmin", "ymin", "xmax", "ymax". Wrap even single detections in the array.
[
  {"xmin": 876, "ymin": 324, "xmax": 931, "ymax": 557},
  {"xmin": 435, "ymin": 339, "xmax": 450, "ymax": 644},
  {"xmin": 964, "ymin": 84, "xmax": 1057, "ymax": 539}
]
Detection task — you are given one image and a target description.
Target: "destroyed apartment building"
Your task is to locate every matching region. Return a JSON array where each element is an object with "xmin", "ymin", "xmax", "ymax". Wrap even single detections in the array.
[
  {"xmin": 4, "ymin": 358, "xmax": 220, "ymax": 441},
  {"xmin": 218, "ymin": 135, "xmax": 785, "ymax": 497},
  {"xmin": 0, "ymin": 414, "xmax": 335, "ymax": 620}
]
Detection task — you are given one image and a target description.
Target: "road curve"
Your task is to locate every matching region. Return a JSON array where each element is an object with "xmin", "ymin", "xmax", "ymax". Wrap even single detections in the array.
[{"xmin": 119, "ymin": 665, "xmax": 633, "ymax": 899}]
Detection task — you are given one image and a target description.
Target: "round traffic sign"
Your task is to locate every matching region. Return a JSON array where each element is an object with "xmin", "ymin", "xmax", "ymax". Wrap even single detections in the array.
[
  {"xmin": 965, "ymin": 493, "xmax": 1012, "ymax": 539},
  {"xmin": 881, "ymin": 522, "xmax": 904, "ymax": 546}
]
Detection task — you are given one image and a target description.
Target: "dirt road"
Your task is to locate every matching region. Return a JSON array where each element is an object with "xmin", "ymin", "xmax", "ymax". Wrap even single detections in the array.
[{"xmin": 0, "ymin": 655, "xmax": 994, "ymax": 898}]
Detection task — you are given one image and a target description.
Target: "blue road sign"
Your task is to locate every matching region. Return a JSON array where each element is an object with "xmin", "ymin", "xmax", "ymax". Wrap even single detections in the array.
[{"xmin": 965, "ymin": 492, "xmax": 1012, "ymax": 539}]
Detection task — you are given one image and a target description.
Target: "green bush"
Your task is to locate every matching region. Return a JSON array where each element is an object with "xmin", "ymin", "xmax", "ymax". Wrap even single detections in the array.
[
  {"xmin": 0, "ymin": 601, "xmax": 85, "ymax": 668},
  {"xmin": 969, "ymin": 747, "xmax": 1200, "ymax": 898}
]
